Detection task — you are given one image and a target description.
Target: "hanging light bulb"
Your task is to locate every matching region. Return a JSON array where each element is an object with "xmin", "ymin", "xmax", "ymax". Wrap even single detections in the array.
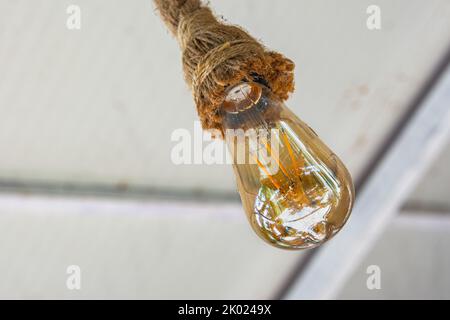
[{"xmin": 221, "ymin": 81, "xmax": 355, "ymax": 250}]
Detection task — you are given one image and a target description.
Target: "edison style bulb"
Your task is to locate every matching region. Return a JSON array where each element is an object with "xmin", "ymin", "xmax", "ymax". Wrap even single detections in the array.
[{"xmin": 221, "ymin": 81, "xmax": 355, "ymax": 250}]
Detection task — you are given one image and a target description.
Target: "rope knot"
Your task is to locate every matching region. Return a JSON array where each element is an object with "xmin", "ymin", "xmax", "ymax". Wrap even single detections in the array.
[{"xmin": 155, "ymin": 1, "xmax": 295, "ymax": 132}]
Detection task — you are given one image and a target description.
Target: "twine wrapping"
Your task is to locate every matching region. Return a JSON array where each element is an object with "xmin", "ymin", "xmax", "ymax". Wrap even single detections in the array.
[{"xmin": 154, "ymin": 0, "xmax": 295, "ymax": 132}]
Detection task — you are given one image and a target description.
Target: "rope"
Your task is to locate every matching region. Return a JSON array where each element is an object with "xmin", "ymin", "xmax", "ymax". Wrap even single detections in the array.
[{"xmin": 154, "ymin": 0, "xmax": 295, "ymax": 132}]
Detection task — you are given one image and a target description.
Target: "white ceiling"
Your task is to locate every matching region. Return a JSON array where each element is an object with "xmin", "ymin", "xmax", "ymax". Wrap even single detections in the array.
[
  {"xmin": 0, "ymin": 199, "xmax": 302, "ymax": 299},
  {"xmin": 1, "ymin": 0, "xmax": 449, "ymax": 195},
  {"xmin": 409, "ymin": 141, "xmax": 450, "ymax": 210},
  {"xmin": 0, "ymin": 0, "xmax": 449, "ymax": 299},
  {"xmin": 340, "ymin": 213, "xmax": 450, "ymax": 299}
]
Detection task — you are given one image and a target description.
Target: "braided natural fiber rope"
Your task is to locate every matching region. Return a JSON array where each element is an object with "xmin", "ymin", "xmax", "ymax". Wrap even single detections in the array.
[{"xmin": 154, "ymin": 0, "xmax": 295, "ymax": 132}]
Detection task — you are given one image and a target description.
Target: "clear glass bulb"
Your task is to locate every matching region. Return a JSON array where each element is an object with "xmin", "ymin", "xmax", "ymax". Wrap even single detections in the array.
[{"xmin": 221, "ymin": 81, "xmax": 355, "ymax": 250}]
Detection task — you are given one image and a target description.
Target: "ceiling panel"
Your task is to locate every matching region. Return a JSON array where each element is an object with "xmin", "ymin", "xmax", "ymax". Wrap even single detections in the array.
[
  {"xmin": 0, "ymin": 0, "xmax": 449, "ymax": 300},
  {"xmin": 339, "ymin": 213, "xmax": 450, "ymax": 299},
  {"xmin": 0, "ymin": 199, "xmax": 302, "ymax": 299},
  {"xmin": 0, "ymin": 0, "xmax": 449, "ymax": 194},
  {"xmin": 407, "ymin": 141, "xmax": 450, "ymax": 210}
]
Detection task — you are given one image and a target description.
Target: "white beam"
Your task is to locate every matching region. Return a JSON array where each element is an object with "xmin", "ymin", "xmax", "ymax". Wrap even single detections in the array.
[
  {"xmin": 394, "ymin": 211, "xmax": 450, "ymax": 231},
  {"xmin": 0, "ymin": 192, "xmax": 243, "ymax": 221}
]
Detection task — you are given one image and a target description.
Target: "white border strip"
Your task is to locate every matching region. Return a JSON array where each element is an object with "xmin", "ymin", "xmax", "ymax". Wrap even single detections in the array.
[{"xmin": 0, "ymin": 192, "xmax": 243, "ymax": 221}]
